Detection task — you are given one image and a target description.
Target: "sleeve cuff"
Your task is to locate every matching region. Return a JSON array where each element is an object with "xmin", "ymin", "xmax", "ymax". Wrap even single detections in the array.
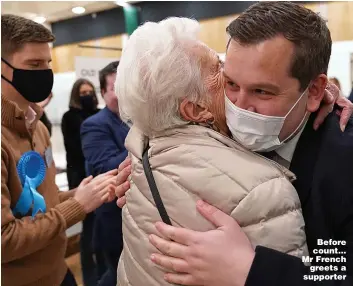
[
  {"xmin": 55, "ymin": 198, "xmax": 86, "ymax": 228},
  {"xmin": 245, "ymin": 246, "xmax": 303, "ymax": 286}
]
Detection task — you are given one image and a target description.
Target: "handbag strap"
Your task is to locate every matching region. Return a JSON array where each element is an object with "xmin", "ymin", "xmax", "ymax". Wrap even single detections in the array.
[{"xmin": 142, "ymin": 146, "xmax": 172, "ymax": 226}]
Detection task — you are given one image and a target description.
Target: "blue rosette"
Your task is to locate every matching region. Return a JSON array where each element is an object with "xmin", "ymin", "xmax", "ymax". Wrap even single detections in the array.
[{"xmin": 13, "ymin": 151, "xmax": 47, "ymax": 217}]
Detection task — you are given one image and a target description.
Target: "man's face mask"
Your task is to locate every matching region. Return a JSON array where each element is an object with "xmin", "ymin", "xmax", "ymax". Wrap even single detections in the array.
[
  {"xmin": 224, "ymin": 87, "xmax": 309, "ymax": 152},
  {"xmin": 1, "ymin": 58, "xmax": 53, "ymax": 103}
]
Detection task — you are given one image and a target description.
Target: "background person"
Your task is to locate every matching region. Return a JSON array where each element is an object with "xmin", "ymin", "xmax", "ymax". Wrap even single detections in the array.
[
  {"xmin": 81, "ymin": 61, "xmax": 129, "ymax": 286},
  {"xmin": 329, "ymin": 77, "xmax": 341, "ymax": 91},
  {"xmin": 61, "ymin": 78, "xmax": 103, "ymax": 286}
]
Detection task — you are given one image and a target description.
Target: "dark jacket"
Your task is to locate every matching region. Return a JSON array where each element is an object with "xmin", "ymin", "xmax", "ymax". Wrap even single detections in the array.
[
  {"xmin": 61, "ymin": 107, "xmax": 99, "ymax": 189},
  {"xmin": 349, "ymin": 88, "xmax": 353, "ymax": 103},
  {"xmin": 80, "ymin": 107, "xmax": 129, "ymax": 252},
  {"xmin": 246, "ymin": 108, "xmax": 353, "ymax": 285}
]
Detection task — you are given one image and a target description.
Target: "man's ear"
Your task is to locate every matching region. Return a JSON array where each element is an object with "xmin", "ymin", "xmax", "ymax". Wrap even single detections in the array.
[
  {"xmin": 307, "ymin": 74, "xmax": 327, "ymax": 113},
  {"xmin": 179, "ymin": 98, "xmax": 214, "ymax": 123}
]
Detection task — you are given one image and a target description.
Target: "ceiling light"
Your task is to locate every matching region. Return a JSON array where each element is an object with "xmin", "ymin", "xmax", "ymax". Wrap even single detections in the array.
[
  {"xmin": 33, "ymin": 16, "xmax": 46, "ymax": 24},
  {"xmin": 115, "ymin": 0, "xmax": 129, "ymax": 7},
  {"xmin": 72, "ymin": 6, "xmax": 86, "ymax": 15}
]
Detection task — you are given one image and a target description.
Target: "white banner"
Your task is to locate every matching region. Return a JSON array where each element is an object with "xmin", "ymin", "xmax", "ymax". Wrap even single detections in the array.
[{"xmin": 75, "ymin": 56, "xmax": 119, "ymax": 94}]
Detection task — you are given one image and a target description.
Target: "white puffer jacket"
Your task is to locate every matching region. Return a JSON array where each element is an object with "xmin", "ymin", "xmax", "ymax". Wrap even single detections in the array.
[{"xmin": 117, "ymin": 125, "xmax": 308, "ymax": 286}]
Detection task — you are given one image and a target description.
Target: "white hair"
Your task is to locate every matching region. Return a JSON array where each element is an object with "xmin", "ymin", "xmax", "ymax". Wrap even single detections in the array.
[{"xmin": 116, "ymin": 17, "xmax": 208, "ymax": 137}]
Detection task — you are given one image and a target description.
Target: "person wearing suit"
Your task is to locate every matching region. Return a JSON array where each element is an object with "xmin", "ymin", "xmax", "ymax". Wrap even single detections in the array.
[
  {"xmin": 81, "ymin": 61, "xmax": 129, "ymax": 286},
  {"xmin": 114, "ymin": 2, "xmax": 353, "ymax": 286}
]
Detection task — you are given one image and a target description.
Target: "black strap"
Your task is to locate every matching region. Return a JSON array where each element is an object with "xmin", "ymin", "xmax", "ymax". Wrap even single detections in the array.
[{"xmin": 142, "ymin": 146, "xmax": 172, "ymax": 226}]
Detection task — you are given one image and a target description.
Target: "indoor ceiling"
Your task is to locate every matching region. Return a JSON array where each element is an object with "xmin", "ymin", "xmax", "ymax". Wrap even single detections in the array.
[{"xmin": 1, "ymin": 1, "xmax": 130, "ymax": 23}]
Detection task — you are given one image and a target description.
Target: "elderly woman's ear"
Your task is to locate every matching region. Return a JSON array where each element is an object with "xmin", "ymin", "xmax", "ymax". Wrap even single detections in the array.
[{"xmin": 180, "ymin": 98, "xmax": 214, "ymax": 123}]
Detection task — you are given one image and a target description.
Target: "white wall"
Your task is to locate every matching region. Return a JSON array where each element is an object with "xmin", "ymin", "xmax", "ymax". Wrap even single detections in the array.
[
  {"xmin": 46, "ymin": 71, "xmax": 76, "ymax": 124},
  {"xmin": 328, "ymin": 41, "xmax": 353, "ymax": 97}
]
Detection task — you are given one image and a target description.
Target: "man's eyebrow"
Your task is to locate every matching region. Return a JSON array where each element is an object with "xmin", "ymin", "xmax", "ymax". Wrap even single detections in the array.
[
  {"xmin": 223, "ymin": 71, "xmax": 280, "ymax": 93},
  {"xmin": 24, "ymin": 59, "xmax": 52, "ymax": 63},
  {"xmin": 248, "ymin": 82, "xmax": 281, "ymax": 93},
  {"xmin": 223, "ymin": 71, "xmax": 235, "ymax": 82}
]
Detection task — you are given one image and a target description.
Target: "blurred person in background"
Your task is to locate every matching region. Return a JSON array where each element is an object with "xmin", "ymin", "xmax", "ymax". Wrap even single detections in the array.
[
  {"xmin": 81, "ymin": 61, "xmax": 129, "ymax": 286},
  {"xmin": 329, "ymin": 77, "xmax": 341, "ymax": 91},
  {"xmin": 37, "ymin": 92, "xmax": 53, "ymax": 136},
  {"xmin": 61, "ymin": 78, "xmax": 104, "ymax": 286},
  {"xmin": 62, "ymin": 79, "xmax": 100, "ymax": 192},
  {"xmin": 1, "ymin": 14, "xmax": 118, "ymax": 286}
]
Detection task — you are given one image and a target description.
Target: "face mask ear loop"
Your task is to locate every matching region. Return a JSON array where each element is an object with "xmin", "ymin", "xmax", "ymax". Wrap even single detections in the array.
[
  {"xmin": 284, "ymin": 85, "xmax": 310, "ymax": 118},
  {"xmin": 281, "ymin": 111, "xmax": 309, "ymax": 144},
  {"xmin": 1, "ymin": 57, "xmax": 15, "ymax": 69},
  {"xmin": 1, "ymin": 58, "xmax": 15, "ymax": 84}
]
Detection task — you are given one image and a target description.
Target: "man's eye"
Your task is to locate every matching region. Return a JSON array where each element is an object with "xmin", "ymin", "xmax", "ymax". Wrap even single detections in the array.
[
  {"xmin": 255, "ymin": 89, "xmax": 272, "ymax": 95},
  {"xmin": 29, "ymin": 63, "xmax": 40, "ymax": 68}
]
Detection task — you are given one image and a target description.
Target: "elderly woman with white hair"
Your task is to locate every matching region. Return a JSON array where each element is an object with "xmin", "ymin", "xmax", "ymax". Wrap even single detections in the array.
[{"xmin": 116, "ymin": 17, "xmax": 308, "ymax": 285}]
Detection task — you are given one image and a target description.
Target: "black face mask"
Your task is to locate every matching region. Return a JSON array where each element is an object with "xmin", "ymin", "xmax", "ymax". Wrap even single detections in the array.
[
  {"xmin": 80, "ymin": 94, "xmax": 96, "ymax": 110},
  {"xmin": 1, "ymin": 58, "xmax": 53, "ymax": 103}
]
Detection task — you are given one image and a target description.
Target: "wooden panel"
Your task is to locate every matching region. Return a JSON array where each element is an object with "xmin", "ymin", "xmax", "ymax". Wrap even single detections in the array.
[
  {"xmin": 327, "ymin": 1, "xmax": 353, "ymax": 42},
  {"xmin": 51, "ymin": 34, "xmax": 125, "ymax": 73},
  {"xmin": 52, "ymin": 2, "xmax": 353, "ymax": 73},
  {"xmin": 198, "ymin": 14, "xmax": 238, "ymax": 53}
]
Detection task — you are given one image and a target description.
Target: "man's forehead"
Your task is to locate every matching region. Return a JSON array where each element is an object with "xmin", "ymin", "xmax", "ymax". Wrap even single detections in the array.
[
  {"xmin": 16, "ymin": 42, "xmax": 51, "ymax": 61},
  {"xmin": 224, "ymin": 38, "xmax": 294, "ymax": 81},
  {"xmin": 106, "ymin": 73, "xmax": 117, "ymax": 83}
]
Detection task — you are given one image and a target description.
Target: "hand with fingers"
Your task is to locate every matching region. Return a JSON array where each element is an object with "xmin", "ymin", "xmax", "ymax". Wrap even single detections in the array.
[
  {"xmin": 74, "ymin": 169, "xmax": 119, "ymax": 213},
  {"xmin": 115, "ymin": 157, "xmax": 132, "ymax": 208},
  {"xmin": 149, "ymin": 200, "xmax": 255, "ymax": 286},
  {"xmin": 314, "ymin": 82, "xmax": 353, "ymax": 131}
]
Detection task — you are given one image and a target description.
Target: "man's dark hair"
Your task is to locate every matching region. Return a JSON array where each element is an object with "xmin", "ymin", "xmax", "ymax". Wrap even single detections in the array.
[
  {"xmin": 1, "ymin": 14, "xmax": 55, "ymax": 59},
  {"xmin": 226, "ymin": 1, "xmax": 332, "ymax": 90},
  {"xmin": 99, "ymin": 61, "xmax": 119, "ymax": 94}
]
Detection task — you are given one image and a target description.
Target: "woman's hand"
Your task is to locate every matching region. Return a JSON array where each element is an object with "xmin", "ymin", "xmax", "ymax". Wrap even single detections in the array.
[
  {"xmin": 149, "ymin": 200, "xmax": 255, "ymax": 286},
  {"xmin": 314, "ymin": 82, "xmax": 353, "ymax": 131}
]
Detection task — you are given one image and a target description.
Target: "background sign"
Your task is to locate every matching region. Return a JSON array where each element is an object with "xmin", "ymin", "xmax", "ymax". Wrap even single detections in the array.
[{"xmin": 74, "ymin": 56, "xmax": 119, "ymax": 95}]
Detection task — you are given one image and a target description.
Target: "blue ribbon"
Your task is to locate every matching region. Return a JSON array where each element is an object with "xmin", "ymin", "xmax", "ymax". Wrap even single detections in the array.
[{"xmin": 13, "ymin": 151, "xmax": 46, "ymax": 218}]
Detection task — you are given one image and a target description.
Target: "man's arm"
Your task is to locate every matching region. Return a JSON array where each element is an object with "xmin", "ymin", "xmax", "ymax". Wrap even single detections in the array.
[
  {"xmin": 246, "ymin": 246, "xmax": 352, "ymax": 286},
  {"xmin": 1, "ymin": 150, "xmax": 86, "ymax": 263},
  {"xmin": 81, "ymin": 119, "xmax": 128, "ymax": 174}
]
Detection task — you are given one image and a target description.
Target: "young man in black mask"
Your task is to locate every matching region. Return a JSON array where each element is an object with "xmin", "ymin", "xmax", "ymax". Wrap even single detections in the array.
[{"xmin": 1, "ymin": 15, "xmax": 118, "ymax": 286}]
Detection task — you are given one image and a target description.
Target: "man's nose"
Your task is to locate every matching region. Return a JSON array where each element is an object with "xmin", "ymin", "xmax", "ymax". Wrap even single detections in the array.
[{"xmin": 232, "ymin": 92, "xmax": 256, "ymax": 112}]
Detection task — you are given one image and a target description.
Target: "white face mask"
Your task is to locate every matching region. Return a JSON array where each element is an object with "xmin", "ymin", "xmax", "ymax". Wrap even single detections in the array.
[{"xmin": 225, "ymin": 87, "xmax": 308, "ymax": 152}]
